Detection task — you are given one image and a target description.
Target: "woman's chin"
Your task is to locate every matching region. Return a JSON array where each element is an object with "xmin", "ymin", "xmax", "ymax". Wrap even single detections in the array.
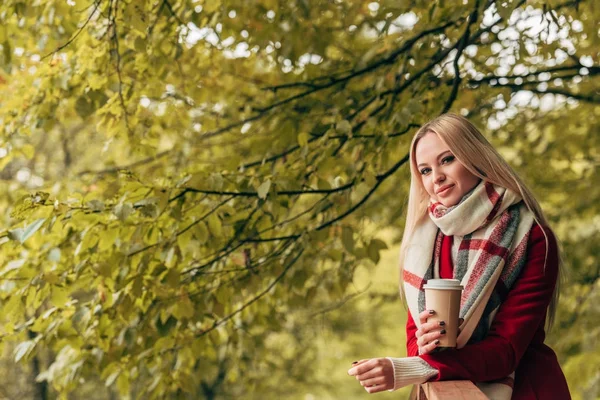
[{"xmin": 440, "ymin": 198, "xmax": 458, "ymax": 207}]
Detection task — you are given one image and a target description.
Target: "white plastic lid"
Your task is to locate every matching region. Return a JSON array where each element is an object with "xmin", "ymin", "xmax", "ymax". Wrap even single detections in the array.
[{"xmin": 423, "ymin": 278, "xmax": 463, "ymax": 290}]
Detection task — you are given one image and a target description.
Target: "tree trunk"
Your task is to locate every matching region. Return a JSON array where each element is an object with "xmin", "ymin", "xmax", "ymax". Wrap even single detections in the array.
[{"xmin": 27, "ymin": 330, "xmax": 48, "ymax": 400}]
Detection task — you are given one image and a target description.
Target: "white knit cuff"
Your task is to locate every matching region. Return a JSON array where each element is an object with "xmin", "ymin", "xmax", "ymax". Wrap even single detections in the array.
[{"xmin": 385, "ymin": 357, "xmax": 439, "ymax": 392}]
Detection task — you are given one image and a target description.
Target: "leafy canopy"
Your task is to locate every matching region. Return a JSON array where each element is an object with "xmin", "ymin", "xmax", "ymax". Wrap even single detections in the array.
[{"xmin": 0, "ymin": 0, "xmax": 597, "ymax": 398}]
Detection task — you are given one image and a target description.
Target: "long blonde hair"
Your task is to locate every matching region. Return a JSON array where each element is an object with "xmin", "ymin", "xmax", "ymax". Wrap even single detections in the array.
[{"xmin": 398, "ymin": 113, "xmax": 562, "ymax": 329}]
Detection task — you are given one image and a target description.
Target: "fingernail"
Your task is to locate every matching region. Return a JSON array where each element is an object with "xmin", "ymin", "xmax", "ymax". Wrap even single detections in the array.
[
  {"xmin": 428, "ymin": 310, "xmax": 435, "ymax": 315},
  {"xmin": 440, "ymin": 329, "xmax": 446, "ymax": 335},
  {"xmin": 352, "ymin": 361, "xmax": 358, "ymax": 365},
  {"xmin": 439, "ymin": 321, "xmax": 446, "ymax": 326},
  {"xmin": 434, "ymin": 340, "xmax": 440, "ymax": 345}
]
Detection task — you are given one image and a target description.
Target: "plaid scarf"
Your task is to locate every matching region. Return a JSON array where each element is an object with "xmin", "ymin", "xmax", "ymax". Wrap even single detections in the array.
[{"xmin": 403, "ymin": 180, "xmax": 535, "ymax": 397}]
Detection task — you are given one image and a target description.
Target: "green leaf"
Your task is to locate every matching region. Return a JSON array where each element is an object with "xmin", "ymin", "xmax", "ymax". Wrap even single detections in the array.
[
  {"xmin": 2, "ymin": 40, "xmax": 12, "ymax": 68},
  {"xmin": 163, "ymin": 268, "xmax": 179, "ymax": 288},
  {"xmin": 105, "ymin": 370, "xmax": 120, "ymax": 387},
  {"xmin": 20, "ymin": 144, "xmax": 35, "ymax": 159},
  {"xmin": 7, "ymin": 228, "xmax": 23, "ymax": 242},
  {"xmin": 0, "ymin": 258, "xmax": 25, "ymax": 276},
  {"xmin": 207, "ymin": 214, "xmax": 222, "ymax": 237},
  {"xmin": 317, "ymin": 178, "xmax": 331, "ymax": 190},
  {"xmin": 114, "ymin": 203, "xmax": 134, "ymax": 222},
  {"xmin": 156, "ymin": 315, "xmax": 177, "ymax": 336},
  {"xmin": 342, "ymin": 226, "xmax": 354, "ymax": 254},
  {"xmin": 117, "ymin": 373, "xmax": 130, "ymax": 395},
  {"xmin": 18, "ymin": 218, "xmax": 46, "ymax": 243},
  {"xmin": 297, "ymin": 132, "xmax": 309, "ymax": 147},
  {"xmin": 75, "ymin": 95, "xmax": 94, "ymax": 119},
  {"xmin": 51, "ymin": 287, "xmax": 70, "ymax": 308},
  {"xmin": 47, "ymin": 248, "xmax": 61, "ymax": 262},
  {"xmin": 257, "ymin": 179, "xmax": 271, "ymax": 199},
  {"xmin": 172, "ymin": 295, "xmax": 194, "ymax": 320},
  {"xmin": 336, "ymin": 119, "xmax": 352, "ymax": 134},
  {"xmin": 14, "ymin": 340, "xmax": 35, "ymax": 363},
  {"xmin": 367, "ymin": 238, "xmax": 388, "ymax": 264},
  {"xmin": 193, "ymin": 221, "xmax": 209, "ymax": 243},
  {"xmin": 86, "ymin": 200, "xmax": 105, "ymax": 212}
]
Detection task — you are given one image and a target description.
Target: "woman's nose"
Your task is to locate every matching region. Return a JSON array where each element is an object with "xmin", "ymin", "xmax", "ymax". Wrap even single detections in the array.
[{"xmin": 433, "ymin": 169, "xmax": 445, "ymax": 183}]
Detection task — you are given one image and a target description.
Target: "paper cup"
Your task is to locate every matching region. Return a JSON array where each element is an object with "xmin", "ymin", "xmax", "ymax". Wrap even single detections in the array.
[{"xmin": 423, "ymin": 279, "xmax": 463, "ymax": 349}]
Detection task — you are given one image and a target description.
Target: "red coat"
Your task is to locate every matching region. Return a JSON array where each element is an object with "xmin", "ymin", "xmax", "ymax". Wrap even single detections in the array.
[{"xmin": 406, "ymin": 224, "xmax": 571, "ymax": 399}]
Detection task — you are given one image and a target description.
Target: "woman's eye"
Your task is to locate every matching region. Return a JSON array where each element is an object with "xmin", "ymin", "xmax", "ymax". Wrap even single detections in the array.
[
  {"xmin": 420, "ymin": 168, "xmax": 430, "ymax": 175},
  {"xmin": 442, "ymin": 156, "xmax": 455, "ymax": 164}
]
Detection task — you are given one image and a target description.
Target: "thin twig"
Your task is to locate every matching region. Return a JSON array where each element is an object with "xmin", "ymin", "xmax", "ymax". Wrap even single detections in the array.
[
  {"xmin": 315, "ymin": 153, "xmax": 409, "ymax": 231},
  {"xmin": 169, "ymin": 180, "xmax": 356, "ymax": 201},
  {"xmin": 441, "ymin": 0, "xmax": 481, "ymax": 113},
  {"xmin": 76, "ymin": 150, "xmax": 171, "ymax": 176},
  {"xmin": 195, "ymin": 247, "xmax": 305, "ymax": 338},
  {"xmin": 41, "ymin": 1, "xmax": 101, "ymax": 61}
]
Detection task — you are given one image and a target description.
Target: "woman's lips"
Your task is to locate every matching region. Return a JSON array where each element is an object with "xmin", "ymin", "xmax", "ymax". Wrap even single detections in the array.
[{"xmin": 437, "ymin": 185, "xmax": 454, "ymax": 196}]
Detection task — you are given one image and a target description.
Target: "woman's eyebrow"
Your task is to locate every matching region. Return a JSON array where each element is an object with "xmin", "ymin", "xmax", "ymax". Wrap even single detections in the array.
[{"xmin": 417, "ymin": 150, "xmax": 452, "ymax": 168}]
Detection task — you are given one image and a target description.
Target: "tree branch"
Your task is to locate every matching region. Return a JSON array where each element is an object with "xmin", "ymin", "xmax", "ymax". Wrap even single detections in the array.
[
  {"xmin": 195, "ymin": 18, "xmax": 463, "ymax": 142},
  {"xmin": 126, "ymin": 196, "xmax": 233, "ymax": 258},
  {"xmin": 468, "ymin": 65, "xmax": 599, "ymax": 86},
  {"xmin": 316, "ymin": 153, "xmax": 409, "ymax": 231},
  {"xmin": 261, "ymin": 17, "xmax": 464, "ymax": 93},
  {"xmin": 195, "ymin": 246, "xmax": 305, "ymax": 338},
  {"xmin": 76, "ymin": 149, "xmax": 171, "ymax": 176},
  {"xmin": 170, "ymin": 180, "xmax": 356, "ymax": 201},
  {"xmin": 441, "ymin": 0, "xmax": 481, "ymax": 113},
  {"xmin": 466, "ymin": 68, "xmax": 600, "ymax": 103},
  {"xmin": 41, "ymin": 1, "xmax": 101, "ymax": 61},
  {"xmin": 162, "ymin": 0, "xmax": 186, "ymax": 27}
]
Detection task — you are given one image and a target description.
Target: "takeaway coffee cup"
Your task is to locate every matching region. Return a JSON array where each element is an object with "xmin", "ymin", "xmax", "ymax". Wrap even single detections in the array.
[{"xmin": 423, "ymin": 279, "xmax": 463, "ymax": 349}]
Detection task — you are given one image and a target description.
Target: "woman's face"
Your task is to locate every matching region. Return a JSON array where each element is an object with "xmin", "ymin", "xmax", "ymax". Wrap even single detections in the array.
[{"xmin": 414, "ymin": 132, "xmax": 481, "ymax": 207}]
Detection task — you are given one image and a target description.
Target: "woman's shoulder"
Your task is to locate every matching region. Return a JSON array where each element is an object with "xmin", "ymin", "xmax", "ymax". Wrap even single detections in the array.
[
  {"xmin": 528, "ymin": 223, "xmax": 558, "ymax": 251},
  {"xmin": 525, "ymin": 222, "xmax": 560, "ymax": 276}
]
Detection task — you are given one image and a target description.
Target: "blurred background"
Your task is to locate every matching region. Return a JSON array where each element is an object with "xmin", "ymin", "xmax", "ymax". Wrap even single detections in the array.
[{"xmin": 0, "ymin": 0, "xmax": 597, "ymax": 398}]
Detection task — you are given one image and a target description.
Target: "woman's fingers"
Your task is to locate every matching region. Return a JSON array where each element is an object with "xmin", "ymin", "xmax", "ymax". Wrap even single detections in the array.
[
  {"xmin": 348, "ymin": 359, "xmax": 376, "ymax": 377},
  {"xmin": 365, "ymin": 382, "xmax": 389, "ymax": 394},
  {"xmin": 353, "ymin": 358, "xmax": 394, "ymax": 393},
  {"xmin": 419, "ymin": 339, "xmax": 440, "ymax": 355},
  {"xmin": 351, "ymin": 359, "xmax": 369, "ymax": 367},
  {"xmin": 360, "ymin": 375, "xmax": 387, "ymax": 388},
  {"xmin": 418, "ymin": 309, "xmax": 435, "ymax": 325},
  {"xmin": 417, "ymin": 321, "xmax": 445, "ymax": 336},
  {"xmin": 356, "ymin": 366, "xmax": 383, "ymax": 381},
  {"xmin": 417, "ymin": 330, "xmax": 445, "ymax": 348}
]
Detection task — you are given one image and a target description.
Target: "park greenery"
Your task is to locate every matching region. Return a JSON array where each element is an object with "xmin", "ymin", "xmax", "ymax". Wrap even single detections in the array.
[{"xmin": 0, "ymin": 0, "xmax": 597, "ymax": 398}]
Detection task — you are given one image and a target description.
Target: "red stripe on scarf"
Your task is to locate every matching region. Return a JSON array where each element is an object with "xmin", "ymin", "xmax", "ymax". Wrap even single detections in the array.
[
  {"xmin": 482, "ymin": 181, "xmax": 504, "ymax": 226},
  {"xmin": 485, "ymin": 181, "xmax": 500, "ymax": 203},
  {"xmin": 458, "ymin": 238, "xmax": 509, "ymax": 257},
  {"xmin": 403, "ymin": 269, "xmax": 426, "ymax": 291},
  {"xmin": 501, "ymin": 234, "xmax": 528, "ymax": 281},
  {"xmin": 462, "ymin": 211, "xmax": 512, "ymax": 301},
  {"xmin": 462, "ymin": 251, "xmax": 495, "ymax": 302},
  {"xmin": 429, "ymin": 201, "xmax": 445, "ymax": 218}
]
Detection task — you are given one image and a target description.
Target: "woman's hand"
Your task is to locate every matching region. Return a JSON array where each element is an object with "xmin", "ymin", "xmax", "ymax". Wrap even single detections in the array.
[
  {"xmin": 347, "ymin": 358, "xmax": 394, "ymax": 393},
  {"xmin": 416, "ymin": 309, "xmax": 446, "ymax": 355},
  {"xmin": 415, "ymin": 310, "xmax": 464, "ymax": 355}
]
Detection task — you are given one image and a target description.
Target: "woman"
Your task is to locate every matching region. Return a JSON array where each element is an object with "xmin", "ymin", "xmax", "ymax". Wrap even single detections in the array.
[{"xmin": 347, "ymin": 114, "xmax": 571, "ymax": 399}]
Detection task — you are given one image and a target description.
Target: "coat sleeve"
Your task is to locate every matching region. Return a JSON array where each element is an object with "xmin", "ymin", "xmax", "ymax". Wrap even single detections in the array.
[
  {"xmin": 418, "ymin": 224, "xmax": 559, "ymax": 382},
  {"xmin": 406, "ymin": 310, "xmax": 420, "ymax": 357}
]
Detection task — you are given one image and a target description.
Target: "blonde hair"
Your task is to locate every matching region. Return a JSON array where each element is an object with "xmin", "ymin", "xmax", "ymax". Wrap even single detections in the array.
[{"xmin": 398, "ymin": 113, "xmax": 563, "ymax": 329}]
